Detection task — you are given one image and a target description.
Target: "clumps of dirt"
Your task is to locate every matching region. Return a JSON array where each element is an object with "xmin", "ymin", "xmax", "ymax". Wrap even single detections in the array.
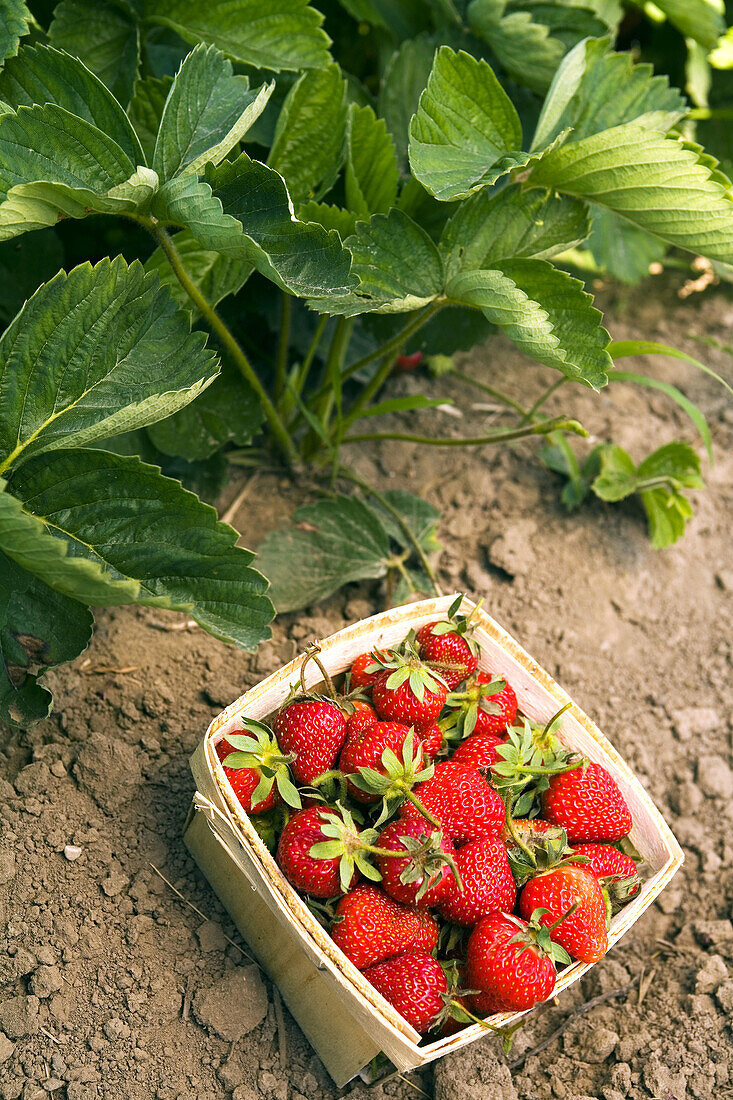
[{"xmin": 1, "ymin": 282, "xmax": 733, "ymax": 1099}]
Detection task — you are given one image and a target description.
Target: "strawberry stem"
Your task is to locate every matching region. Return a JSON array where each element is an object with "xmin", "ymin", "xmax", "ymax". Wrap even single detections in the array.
[
  {"xmin": 449, "ymin": 1001, "xmax": 504, "ymax": 1033},
  {"xmin": 504, "ymin": 803, "xmax": 537, "ymax": 867},
  {"xmin": 300, "ymin": 645, "xmax": 338, "ymax": 699},
  {"xmin": 402, "ymin": 789, "xmax": 443, "ymax": 830},
  {"xmin": 546, "ymin": 900, "xmax": 579, "ymax": 932}
]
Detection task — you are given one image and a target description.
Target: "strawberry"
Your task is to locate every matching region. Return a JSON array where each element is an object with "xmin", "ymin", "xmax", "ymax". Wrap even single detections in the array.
[
  {"xmin": 277, "ymin": 807, "xmax": 358, "ymax": 898},
  {"xmin": 371, "ymin": 644, "xmax": 448, "ymax": 725},
  {"xmin": 466, "ymin": 911, "xmax": 564, "ymax": 1013},
  {"xmin": 451, "ymin": 730, "xmax": 506, "ymax": 770},
  {"xmin": 273, "ymin": 698, "xmax": 347, "ymax": 785},
  {"xmin": 375, "ymin": 817, "xmax": 457, "ymax": 908},
  {"xmin": 571, "ymin": 843, "xmax": 640, "ymax": 902},
  {"xmin": 444, "ymin": 672, "xmax": 518, "ymax": 741},
  {"xmin": 349, "ymin": 653, "xmax": 381, "ymax": 690},
  {"xmin": 438, "ymin": 838, "xmax": 517, "ymax": 927},
  {"xmin": 395, "ymin": 351, "xmax": 424, "ymax": 373},
  {"xmin": 416, "ymin": 597, "xmax": 479, "ymax": 691},
  {"xmin": 415, "ymin": 720, "xmax": 444, "ymax": 758},
  {"xmin": 541, "ymin": 762, "xmax": 632, "ymax": 842},
  {"xmin": 339, "ymin": 721, "xmax": 423, "ymax": 803},
  {"xmin": 363, "ymin": 952, "xmax": 447, "ymax": 1034},
  {"xmin": 215, "ymin": 720, "xmax": 300, "ymax": 814},
  {"xmin": 331, "ymin": 885, "xmax": 438, "ymax": 970},
  {"xmin": 400, "ymin": 761, "xmax": 504, "ymax": 844},
  {"xmin": 519, "ymin": 864, "xmax": 609, "ymax": 963}
]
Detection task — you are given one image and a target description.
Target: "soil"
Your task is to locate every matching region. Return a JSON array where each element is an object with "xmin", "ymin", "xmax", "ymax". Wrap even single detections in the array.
[{"xmin": 1, "ymin": 276, "xmax": 732, "ymax": 1100}]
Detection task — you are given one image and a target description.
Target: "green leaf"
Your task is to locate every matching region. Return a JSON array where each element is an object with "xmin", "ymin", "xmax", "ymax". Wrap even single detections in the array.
[
  {"xmin": 147, "ymin": 362, "xmax": 264, "ymax": 460},
  {"xmin": 267, "ymin": 64, "xmax": 348, "ymax": 203},
  {"xmin": 585, "ymin": 207, "xmax": 667, "ymax": 286},
  {"xmin": 379, "ymin": 35, "xmax": 436, "ymax": 165},
  {"xmin": 607, "ymin": 339, "xmax": 733, "ymax": 395},
  {"xmin": 0, "ymin": 230, "xmax": 64, "ymax": 324},
  {"xmin": 0, "ymin": 0, "xmax": 31, "ymax": 63},
  {"xmin": 531, "ymin": 38, "xmax": 686, "ymax": 151},
  {"xmin": 153, "ymin": 44, "xmax": 274, "ymax": 180},
  {"xmin": 409, "ymin": 46, "xmax": 528, "ymax": 201},
  {"xmin": 345, "ymin": 104, "xmax": 399, "ymax": 217},
  {"xmin": 529, "ymin": 124, "xmax": 733, "ymax": 263},
  {"xmin": 447, "ymin": 259, "xmax": 611, "ymax": 387},
  {"xmin": 152, "ymin": 154, "xmax": 355, "ymax": 299},
  {"xmin": 1, "ymin": 449, "xmax": 273, "ymax": 648},
  {"xmin": 0, "ymin": 257, "xmax": 218, "ymax": 472},
  {"xmin": 0, "ymin": 44, "xmax": 144, "ymax": 165},
  {"xmin": 375, "ymin": 489, "xmax": 442, "ymax": 556},
  {"xmin": 256, "ymin": 495, "xmax": 393, "ymax": 611},
  {"xmin": 354, "ymin": 395, "xmax": 448, "ymax": 419},
  {"xmin": 144, "ymin": 0, "xmax": 331, "ymax": 73},
  {"xmin": 315, "ymin": 209, "xmax": 443, "ymax": 315},
  {"xmin": 591, "ymin": 443, "xmax": 638, "ymax": 501},
  {"xmin": 48, "ymin": 0, "xmax": 140, "ymax": 105},
  {"xmin": 127, "ymin": 75, "xmax": 173, "ymax": 164},
  {"xmin": 653, "ymin": 0, "xmax": 726, "ymax": 49},
  {"xmin": 0, "ymin": 549, "xmax": 93, "ymax": 728},
  {"xmin": 637, "ymin": 442, "xmax": 704, "ymax": 549},
  {"xmin": 298, "ymin": 200, "xmax": 356, "ymax": 238},
  {"xmin": 609, "ymin": 370, "xmax": 713, "ymax": 462},
  {"xmin": 440, "ymin": 184, "xmax": 590, "ymax": 279},
  {"xmin": 144, "ymin": 229, "xmax": 253, "ymax": 316},
  {"xmin": 468, "ymin": 0, "xmax": 566, "ymax": 95}
]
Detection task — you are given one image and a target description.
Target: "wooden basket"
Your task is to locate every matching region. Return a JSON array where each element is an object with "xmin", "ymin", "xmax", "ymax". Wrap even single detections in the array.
[{"xmin": 183, "ymin": 595, "xmax": 683, "ymax": 1087}]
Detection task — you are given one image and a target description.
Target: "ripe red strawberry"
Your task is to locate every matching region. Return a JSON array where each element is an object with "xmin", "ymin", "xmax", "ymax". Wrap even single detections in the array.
[
  {"xmin": 363, "ymin": 952, "xmax": 447, "ymax": 1034},
  {"xmin": 416, "ymin": 604, "xmax": 478, "ymax": 691},
  {"xmin": 331, "ymin": 885, "xmax": 438, "ymax": 970},
  {"xmin": 375, "ymin": 817, "xmax": 457, "ymax": 909},
  {"xmin": 395, "ymin": 351, "xmax": 424, "ymax": 373},
  {"xmin": 415, "ymin": 721, "xmax": 443, "ymax": 758},
  {"xmin": 520, "ymin": 865, "xmax": 609, "ymax": 963},
  {"xmin": 541, "ymin": 762, "xmax": 632, "ymax": 842},
  {"xmin": 277, "ymin": 807, "xmax": 357, "ymax": 898},
  {"xmin": 371, "ymin": 645, "xmax": 448, "ymax": 724},
  {"xmin": 501, "ymin": 817, "xmax": 556, "ymax": 842},
  {"xmin": 216, "ymin": 737, "xmax": 279, "ymax": 814},
  {"xmin": 349, "ymin": 653, "xmax": 381, "ymax": 689},
  {"xmin": 339, "ymin": 721, "xmax": 421, "ymax": 803},
  {"xmin": 472, "ymin": 673, "xmax": 518, "ymax": 736},
  {"xmin": 571, "ymin": 843, "xmax": 640, "ymax": 897},
  {"xmin": 273, "ymin": 698, "xmax": 347, "ymax": 785},
  {"xmin": 438, "ymin": 838, "xmax": 517, "ymax": 926},
  {"xmin": 466, "ymin": 912, "xmax": 559, "ymax": 1013},
  {"xmin": 215, "ymin": 720, "xmax": 300, "ymax": 814},
  {"xmin": 451, "ymin": 730, "xmax": 506, "ymax": 769},
  {"xmin": 400, "ymin": 761, "xmax": 504, "ymax": 844}
]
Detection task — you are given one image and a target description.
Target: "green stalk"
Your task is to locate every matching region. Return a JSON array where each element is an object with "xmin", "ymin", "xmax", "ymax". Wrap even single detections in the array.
[
  {"xmin": 275, "ymin": 291, "xmax": 292, "ymax": 403},
  {"xmin": 147, "ymin": 221, "xmax": 299, "ymax": 466},
  {"xmin": 291, "ymin": 315, "xmax": 329, "ymax": 403},
  {"xmin": 340, "ymin": 303, "xmax": 444, "ymax": 385},
  {"xmin": 522, "ymin": 377, "xmax": 566, "ymax": 424},
  {"xmin": 343, "ymin": 418, "xmax": 588, "ymax": 447},
  {"xmin": 337, "ymin": 466, "xmax": 441, "ymax": 596}
]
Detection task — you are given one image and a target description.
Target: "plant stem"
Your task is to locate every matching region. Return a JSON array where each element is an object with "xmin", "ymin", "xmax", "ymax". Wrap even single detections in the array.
[
  {"xmin": 341, "ymin": 303, "xmax": 444, "ymax": 385},
  {"xmin": 337, "ymin": 466, "xmax": 442, "ymax": 596},
  {"xmin": 451, "ymin": 368, "xmax": 529, "ymax": 417},
  {"xmin": 522, "ymin": 377, "xmax": 566, "ymax": 424},
  {"xmin": 344, "ymin": 418, "xmax": 588, "ymax": 447},
  {"xmin": 275, "ymin": 292, "xmax": 292, "ymax": 402},
  {"xmin": 402, "ymin": 789, "xmax": 443, "ymax": 830},
  {"xmin": 292, "ymin": 315, "xmax": 329, "ymax": 403},
  {"xmin": 147, "ymin": 221, "xmax": 299, "ymax": 465}
]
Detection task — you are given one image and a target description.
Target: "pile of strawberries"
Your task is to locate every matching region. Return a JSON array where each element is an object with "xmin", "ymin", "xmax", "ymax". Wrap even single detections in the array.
[{"xmin": 215, "ymin": 598, "xmax": 640, "ymax": 1039}]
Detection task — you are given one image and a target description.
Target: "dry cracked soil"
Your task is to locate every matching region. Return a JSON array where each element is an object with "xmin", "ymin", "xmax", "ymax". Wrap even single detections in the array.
[{"xmin": 1, "ymin": 278, "xmax": 732, "ymax": 1100}]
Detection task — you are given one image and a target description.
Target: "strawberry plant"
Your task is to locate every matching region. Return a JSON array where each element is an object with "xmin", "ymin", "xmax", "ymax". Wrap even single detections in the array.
[{"xmin": 1, "ymin": 0, "xmax": 732, "ymax": 723}]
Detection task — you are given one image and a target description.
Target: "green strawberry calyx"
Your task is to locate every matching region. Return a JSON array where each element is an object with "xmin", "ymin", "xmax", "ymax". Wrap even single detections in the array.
[
  {"xmin": 368, "ymin": 641, "xmax": 449, "ymax": 702},
  {"xmin": 491, "ymin": 713, "xmax": 587, "ymax": 817},
  {"xmin": 443, "ymin": 674, "xmax": 507, "ymax": 739},
  {"xmin": 507, "ymin": 907, "xmax": 573, "ymax": 967},
  {"xmin": 219, "ymin": 719, "xmax": 301, "ymax": 809},
  {"xmin": 421, "ymin": 594, "xmax": 484, "ymax": 660},
  {"xmin": 348, "ymin": 731, "xmax": 435, "ymax": 824}
]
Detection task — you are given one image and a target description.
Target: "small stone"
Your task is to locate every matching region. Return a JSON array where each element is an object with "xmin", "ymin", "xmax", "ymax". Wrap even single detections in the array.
[
  {"xmin": 696, "ymin": 755, "xmax": 733, "ymax": 799},
  {"xmin": 487, "ymin": 521, "xmax": 537, "ymax": 578},
  {"xmin": 695, "ymin": 953, "xmax": 728, "ymax": 994},
  {"xmin": 671, "ymin": 706, "xmax": 721, "ymax": 740},
  {"xmin": 0, "ymin": 848, "xmax": 16, "ymax": 884},
  {"xmin": 101, "ymin": 871, "xmax": 129, "ymax": 898},
  {"xmin": 643, "ymin": 1052, "xmax": 687, "ymax": 1098},
  {"xmin": 0, "ymin": 1033, "xmax": 14, "ymax": 1063},
  {"xmin": 564, "ymin": 1024, "xmax": 619, "ymax": 1063},
  {"xmin": 716, "ymin": 570, "xmax": 733, "ymax": 591},
  {"xmin": 49, "ymin": 761, "xmax": 67, "ymax": 778},
  {"xmin": 196, "ymin": 921, "xmax": 227, "ymax": 953},
  {"xmin": 192, "ymin": 966, "xmax": 267, "ymax": 1041},
  {"xmin": 41, "ymin": 1082, "xmax": 65, "ymax": 1094},
  {"xmin": 610, "ymin": 1064, "xmax": 631, "ymax": 1094},
  {"xmin": 102, "ymin": 1017, "xmax": 130, "ymax": 1041},
  {"xmin": 29, "ymin": 966, "xmax": 63, "ymax": 999},
  {"xmin": 693, "ymin": 919, "xmax": 733, "ymax": 948},
  {"xmin": 63, "ymin": 846, "xmax": 82, "ymax": 862},
  {"xmin": 21, "ymin": 1085, "xmax": 45, "ymax": 1100},
  {"xmin": 715, "ymin": 979, "xmax": 733, "ymax": 1012},
  {"xmin": 0, "ymin": 996, "xmax": 40, "ymax": 1039}
]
